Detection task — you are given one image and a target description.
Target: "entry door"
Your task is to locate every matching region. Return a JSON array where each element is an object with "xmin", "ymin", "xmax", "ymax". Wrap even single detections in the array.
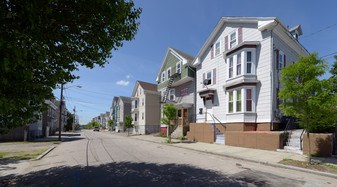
[{"xmin": 205, "ymin": 99, "xmax": 213, "ymax": 122}]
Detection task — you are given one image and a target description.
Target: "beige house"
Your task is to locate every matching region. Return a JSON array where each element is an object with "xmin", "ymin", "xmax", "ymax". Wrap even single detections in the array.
[{"xmin": 131, "ymin": 81, "xmax": 161, "ymax": 134}]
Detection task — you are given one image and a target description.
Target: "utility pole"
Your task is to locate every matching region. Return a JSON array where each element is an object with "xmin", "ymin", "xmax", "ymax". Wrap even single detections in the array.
[
  {"xmin": 73, "ymin": 106, "xmax": 76, "ymax": 132},
  {"xmin": 58, "ymin": 83, "xmax": 64, "ymax": 141}
]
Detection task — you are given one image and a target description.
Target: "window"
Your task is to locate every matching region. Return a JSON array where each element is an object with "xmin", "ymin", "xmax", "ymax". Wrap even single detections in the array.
[
  {"xmin": 237, "ymin": 53, "xmax": 241, "ymax": 76},
  {"xmin": 229, "ymin": 92, "xmax": 233, "ymax": 113},
  {"xmin": 142, "ymin": 112, "xmax": 144, "ymax": 120},
  {"xmin": 142, "ymin": 98, "xmax": 144, "ymax": 106},
  {"xmin": 135, "ymin": 100, "xmax": 138, "ymax": 108},
  {"xmin": 236, "ymin": 90, "xmax": 242, "ymax": 112},
  {"xmin": 246, "ymin": 89, "xmax": 252, "ymax": 112},
  {"xmin": 279, "ymin": 52, "xmax": 284, "ymax": 70},
  {"xmin": 247, "ymin": 51, "xmax": 252, "ymax": 74},
  {"xmin": 167, "ymin": 68, "xmax": 171, "ymax": 79},
  {"xmin": 230, "ymin": 32, "xmax": 236, "ymax": 48},
  {"xmin": 205, "ymin": 71, "xmax": 212, "ymax": 85},
  {"xmin": 169, "ymin": 89, "xmax": 175, "ymax": 101},
  {"xmin": 162, "ymin": 72, "xmax": 165, "ymax": 82},
  {"xmin": 215, "ymin": 42, "xmax": 220, "ymax": 55},
  {"xmin": 139, "ymin": 88, "xmax": 142, "ymax": 95},
  {"xmin": 134, "ymin": 113, "xmax": 138, "ymax": 121},
  {"xmin": 229, "ymin": 57, "xmax": 233, "ymax": 78},
  {"xmin": 176, "ymin": 62, "xmax": 181, "ymax": 74}
]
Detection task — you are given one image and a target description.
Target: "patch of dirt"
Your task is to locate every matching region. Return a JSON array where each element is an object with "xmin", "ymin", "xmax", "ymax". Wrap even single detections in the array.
[{"xmin": 280, "ymin": 159, "xmax": 337, "ymax": 174}]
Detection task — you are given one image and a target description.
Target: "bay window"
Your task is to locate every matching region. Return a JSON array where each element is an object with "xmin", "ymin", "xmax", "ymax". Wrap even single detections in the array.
[
  {"xmin": 237, "ymin": 53, "xmax": 241, "ymax": 75},
  {"xmin": 229, "ymin": 92, "xmax": 233, "ymax": 113},
  {"xmin": 229, "ymin": 57, "xmax": 233, "ymax": 78},
  {"xmin": 227, "ymin": 87, "xmax": 255, "ymax": 114},
  {"xmin": 246, "ymin": 51, "xmax": 252, "ymax": 74}
]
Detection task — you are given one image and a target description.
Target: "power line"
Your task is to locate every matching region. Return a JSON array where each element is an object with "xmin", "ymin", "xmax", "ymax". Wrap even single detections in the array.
[
  {"xmin": 300, "ymin": 22, "xmax": 337, "ymax": 39},
  {"xmin": 321, "ymin": 51, "xmax": 337, "ymax": 58}
]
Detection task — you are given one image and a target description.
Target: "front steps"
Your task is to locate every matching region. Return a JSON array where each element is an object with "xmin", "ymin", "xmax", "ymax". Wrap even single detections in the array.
[{"xmin": 277, "ymin": 129, "xmax": 304, "ymax": 154}]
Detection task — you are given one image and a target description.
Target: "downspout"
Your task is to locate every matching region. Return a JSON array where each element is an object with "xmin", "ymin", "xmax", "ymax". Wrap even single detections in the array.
[{"xmin": 270, "ymin": 28, "xmax": 274, "ymax": 131}]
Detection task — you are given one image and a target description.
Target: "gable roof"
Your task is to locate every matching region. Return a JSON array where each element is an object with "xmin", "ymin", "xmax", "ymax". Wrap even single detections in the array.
[
  {"xmin": 192, "ymin": 17, "xmax": 309, "ymax": 66},
  {"xmin": 131, "ymin": 80, "xmax": 158, "ymax": 97},
  {"xmin": 119, "ymin": 96, "xmax": 131, "ymax": 103},
  {"xmin": 155, "ymin": 47, "xmax": 195, "ymax": 82}
]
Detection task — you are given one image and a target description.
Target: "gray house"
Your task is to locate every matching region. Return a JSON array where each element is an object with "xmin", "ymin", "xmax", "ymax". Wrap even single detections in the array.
[{"xmin": 115, "ymin": 96, "xmax": 132, "ymax": 132}]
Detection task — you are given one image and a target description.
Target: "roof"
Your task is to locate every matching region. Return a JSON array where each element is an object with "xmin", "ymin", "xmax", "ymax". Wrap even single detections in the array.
[
  {"xmin": 155, "ymin": 47, "xmax": 195, "ymax": 82},
  {"xmin": 138, "ymin": 81, "xmax": 157, "ymax": 91},
  {"xmin": 192, "ymin": 17, "xmax": 309, "ymax": 66},
  {"xmin": 119, "ymin": 96, "xmax": 131, "ymax": 103}
]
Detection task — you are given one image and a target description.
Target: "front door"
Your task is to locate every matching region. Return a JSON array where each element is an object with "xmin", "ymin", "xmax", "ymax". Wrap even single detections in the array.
[{"xmin": 205, "ymin": 99, "xmax": 213, "ymax": 122}]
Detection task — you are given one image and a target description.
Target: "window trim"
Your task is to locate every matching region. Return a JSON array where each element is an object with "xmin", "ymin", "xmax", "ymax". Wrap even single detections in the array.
[
  {"xmin": 176, "ymin": 61, "xmax": 181, "ymax": 74},
  {"xmin": 167, "ymin": 67, "xmax": 172, "ymax": 79},
  {"xmin": 204, "ymin": 70, "xmax": 212, "ymax": 85},
  {"xmin": 162, "ymin": 72, "xmax": 165, "ymax": 82},
  {"xmin": 229, "ymin": 31, "xmax": 237, "ymax": 49},
  {"xmin": 215, "ymin": 41, "xmax": 221, "ymax": 56},
  {"xmin": 227, "ymin": 87, "xmax": 256, "ymax": 114},
  {"xmin": 169, "ymin": 89, "xmax": 175, "ymax": 101}
]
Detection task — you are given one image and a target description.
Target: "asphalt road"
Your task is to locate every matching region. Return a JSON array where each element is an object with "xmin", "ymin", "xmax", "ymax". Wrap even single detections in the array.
[{"xmin": 2, "ymin": 130, "xmax": 336, "ymax": 186}]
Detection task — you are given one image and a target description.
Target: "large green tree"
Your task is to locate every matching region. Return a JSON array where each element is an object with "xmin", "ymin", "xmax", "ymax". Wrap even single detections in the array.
[
  {"xmin": 330, "ymin": 55, "xmax": 337, "ymax": 94},
  {"xmin": 279, "ymin": 52, "xmax": 337, "ymax": 163},
  {"xmin": 160, "ymin": 104, "xmax": 177, "ymax": 143},
  {"xmin": 0, "ymin": 0, "xmax": 141, "ymax": 132}
]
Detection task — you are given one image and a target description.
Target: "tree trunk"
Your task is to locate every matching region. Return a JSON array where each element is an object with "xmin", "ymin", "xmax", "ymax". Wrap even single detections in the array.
[
  {"xmin": 167, "ymin": 125, "xmax": 171, "ymax": 143},
  {"xmin": 306, "ymin": 118, "xmax": 311, "ymax": 164}
]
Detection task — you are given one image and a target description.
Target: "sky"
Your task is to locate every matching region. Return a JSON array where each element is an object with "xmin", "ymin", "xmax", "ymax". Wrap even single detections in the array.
[{"xmin": 53, "ymin": 0, "xmax": 337, "ymax": 125}]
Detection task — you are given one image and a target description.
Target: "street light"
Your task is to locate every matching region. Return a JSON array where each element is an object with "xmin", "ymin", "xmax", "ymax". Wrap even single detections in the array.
[{"xmin": 58, "ymin": 84, "xmax": 81, "ymax": 141}]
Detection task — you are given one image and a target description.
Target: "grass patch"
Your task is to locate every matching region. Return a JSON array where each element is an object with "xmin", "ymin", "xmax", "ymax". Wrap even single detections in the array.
[
  {"xmin": 0, "ymin": 148, "xmax": 49, "ymax": 160},
  {"xmin": 280, "ymin": 159, "xmax": 337, "ymax": 174}
]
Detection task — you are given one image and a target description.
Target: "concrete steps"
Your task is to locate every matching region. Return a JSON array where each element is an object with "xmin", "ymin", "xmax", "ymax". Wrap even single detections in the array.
[
  {"xmin": 277, "ymin": 129, "xmax": 304, "ymax": 155},
  {"xmin": 215, "ymin": 134, "xmax": 225, "ymax": 144}
]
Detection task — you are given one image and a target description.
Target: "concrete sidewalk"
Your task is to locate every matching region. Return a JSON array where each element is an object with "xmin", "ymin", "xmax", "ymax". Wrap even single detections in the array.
[{"xmin": 102, "ymin": 131, "xmax": 337, "ymax": 166}]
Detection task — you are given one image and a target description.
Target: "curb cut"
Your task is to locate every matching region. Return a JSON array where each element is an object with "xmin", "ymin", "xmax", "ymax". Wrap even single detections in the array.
[
  {"xmin": 130, "ymin": 136, "xmax": 337, "ymax": 179},
  {"xmin": 32, "ymin": 146, "xmax": 56, "ymax": 160}
]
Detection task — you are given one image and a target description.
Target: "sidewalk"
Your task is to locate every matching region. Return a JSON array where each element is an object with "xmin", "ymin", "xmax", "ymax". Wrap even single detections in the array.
[{"xmin": 104, "ymin": 130, "xmax": 337, "ymax": 178}]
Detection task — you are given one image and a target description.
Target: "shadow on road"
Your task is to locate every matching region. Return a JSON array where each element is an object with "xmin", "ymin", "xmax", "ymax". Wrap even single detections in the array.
[{"xmin": 1, "ymin": 162, "xmax": 254, "ymax": 187}]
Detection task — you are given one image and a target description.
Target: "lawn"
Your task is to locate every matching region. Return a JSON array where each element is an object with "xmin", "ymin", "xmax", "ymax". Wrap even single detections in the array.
[
  {"xmin": 280, "ymin": 159, "xmax": 337, "ymax": 174},
  {"xmin": 0, "ymin": 148, "xmax": 49, "ymax": 160}
]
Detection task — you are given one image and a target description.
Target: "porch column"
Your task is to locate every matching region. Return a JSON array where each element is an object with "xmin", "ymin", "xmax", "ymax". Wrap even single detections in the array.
[{"xmin": 181, "ymin": 107, "xmax": 184, "ymax": 126}]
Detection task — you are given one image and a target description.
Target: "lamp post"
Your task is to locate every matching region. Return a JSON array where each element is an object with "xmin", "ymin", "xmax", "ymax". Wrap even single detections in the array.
[{"xmin": 58, "ymin": 84, "xmax": 81, "ymax": 141}]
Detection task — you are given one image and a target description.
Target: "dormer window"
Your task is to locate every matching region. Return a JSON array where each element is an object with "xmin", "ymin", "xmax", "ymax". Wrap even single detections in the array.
[{"xmin": 230, "ymin": 32, "xmax": 236, "ymax": 48}]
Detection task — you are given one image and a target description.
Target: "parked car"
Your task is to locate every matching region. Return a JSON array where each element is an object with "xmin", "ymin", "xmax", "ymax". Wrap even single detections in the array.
[{"xmin": 93, "ymin": 127, "xmax": 100, "ymax": 131}]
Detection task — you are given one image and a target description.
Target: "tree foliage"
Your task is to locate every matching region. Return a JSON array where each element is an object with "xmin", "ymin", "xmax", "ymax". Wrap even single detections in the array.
[
  {"xmin": 124, "ymin": 115, "xmax": 133, "ymax": 136},
  {"xmin": 108, "ymin": 119, "xmax": 114, "ymax": 130},
  {"xmin": 0, "ymin": 0, "xmax": 142, "ymax": 131},
  {"xmin": 279, "ymin": 52, "xmax": 337, "ymax": 162},
  {"xmin": 330, "ymin": 55, "xmax": 337, "ymax": 94},
  {"xmin": 65, "ymin": 111, "xmax": 74, "ymax": 131},
  {"xmin": 160, "ymin": 104, "xmax": 177, "ymax": 142}
]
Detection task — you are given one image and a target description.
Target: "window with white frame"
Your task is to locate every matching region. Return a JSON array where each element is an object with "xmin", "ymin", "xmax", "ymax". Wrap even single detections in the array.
[
  {"xmin": 142, "ymin": 98, "xmax": 144, "ymax": 106},
  {"xmin": 176, "ymin": 62, "xmax": 181, "ymax": 74},
  {"xmin": 229, "ymin": 91, "xmax": 233, "ymax": 113},
  {"xmin": 215, "ymin": 42, "xmax": 220, "ymax": 55},
  {"xmin": 162, "ymin": 72, "xmax": 165, "ymax": 82},
  {"xmin": 279, "ymin": 51, "xmax": 284, "ymax": 70},
  {"xmin": 169, "ymin": 89, "xmax": 175, "ymax": 101},
  {"xmin": 236, "ymin": 90, "xmax": 242, "ymax": 112},
  {"xmin": 237, "ymin": 53, "xmax": 241, "ymax": 76},
  {"xmin": 135, "ymin": 100, "xmax": 138, "ymax": 108},
  {"xmin": 227, "ymin": 87, "xmax": 255, "ymax": 114},
  {"xmin": 205, "ymin": 71, "xmax": 212, "ymax": 85},
  {"xmin": 167, "ymin": 68, "xmax": 171, "ymax": 79},
  {"xmin": 230, "ymin": 32, "xmax": 236, "ymax": 48},
  {"xmin": 134, "ymin": 113, "xmax": 138, "ymax": 121},
  {"xmin": 139, "ymin": 88, "xmax": 142, "ymax": 95},
  {"xmin": 142, "ymin": 112, "xmax": 144, "ymax": 120},
  {"xmin": 246, "ymin": 51, "xmax": 252, "ymax": 74},
  {"xmin": 229, "ymin": 57, "xmax": 234, "ymax": 78}
]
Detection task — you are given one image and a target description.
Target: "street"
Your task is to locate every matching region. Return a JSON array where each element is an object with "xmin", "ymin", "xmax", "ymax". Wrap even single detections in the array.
[{"xmin": 2, "ymin": 130, "xmax": 336, "ymax": 186}]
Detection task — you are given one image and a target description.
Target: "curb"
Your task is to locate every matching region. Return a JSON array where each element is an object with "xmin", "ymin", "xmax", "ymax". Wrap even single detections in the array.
[
  {"xmin": 130, "ymin": 136, "xmax": 337, "ymax": 179},
  {"xmin": 32, "ymin": 146, "xmax": 56, "ymax": 160}
]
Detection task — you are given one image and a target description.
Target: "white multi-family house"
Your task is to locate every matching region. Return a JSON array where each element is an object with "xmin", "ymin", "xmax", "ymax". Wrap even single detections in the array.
[
  {"xmin": 192, "ymin": 17, "xmax": 308, "ymax": 133},
  {"xmin": 156, "ymin": 47, "xmax": 196, "ymax": 137},
  {"xmin": 130, "ymin": 80, "xmax": 161, "ymax": 134}
]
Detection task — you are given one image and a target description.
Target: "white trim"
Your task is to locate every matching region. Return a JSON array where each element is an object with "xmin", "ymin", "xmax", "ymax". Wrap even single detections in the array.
[
  {"xmin": 215, "ymin": 41, "xmax": 221, "ymax": 56},
  {"xmin": 226, "ymin": 86, "xmax": 256, "ymax": 113},
  {"xmin": 162, "ymin": 71, "xmax": 165, "ymax": 82},
  {"xmin": 176, "ymin": 61, "xmax": 181, "ymax": 74},
  {"xmin": 167, "ymin": 67, "xmax": 172, "ymax": 79}
]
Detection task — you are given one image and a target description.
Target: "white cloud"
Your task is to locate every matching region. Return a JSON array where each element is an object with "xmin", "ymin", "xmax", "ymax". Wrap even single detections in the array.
[{"xmin": 116, "ymin": 80, "xmax": 129, "ymax": 86}]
